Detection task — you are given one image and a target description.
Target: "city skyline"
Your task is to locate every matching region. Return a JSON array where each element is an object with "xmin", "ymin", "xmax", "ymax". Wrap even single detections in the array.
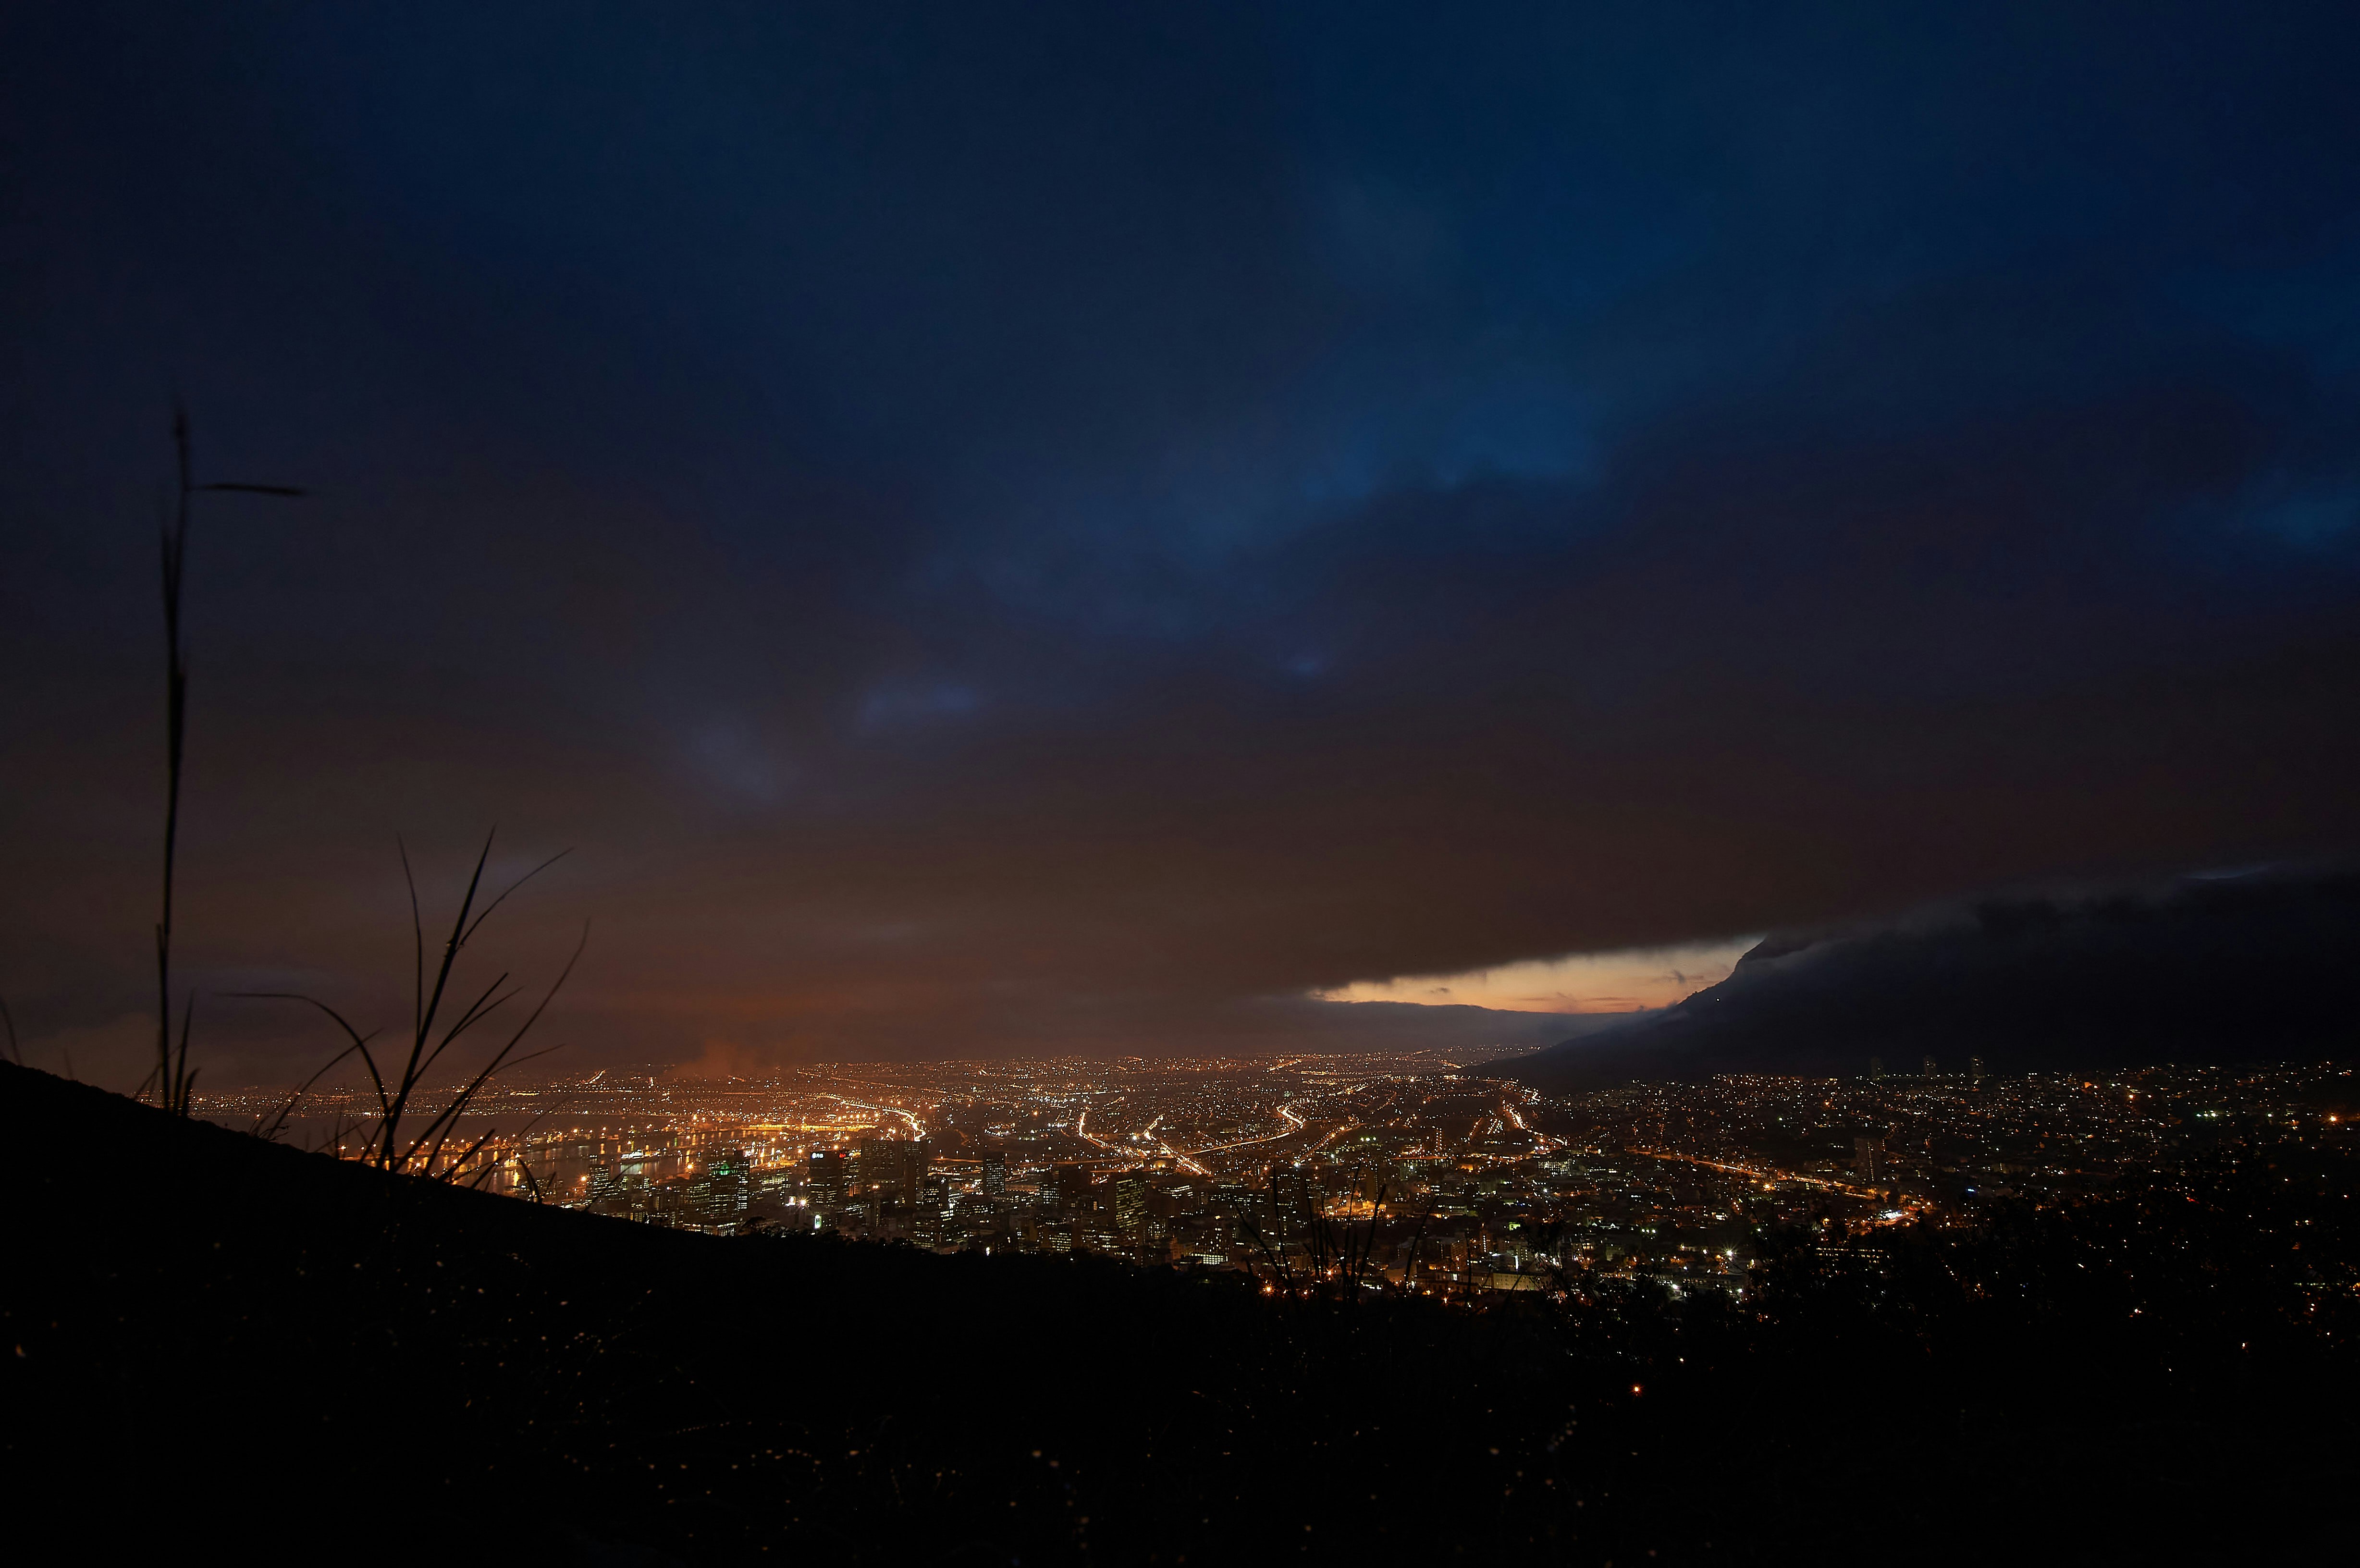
[{"xmin": 186, "ymin": 1049, "xmax": 2352, "ymax": 1310}]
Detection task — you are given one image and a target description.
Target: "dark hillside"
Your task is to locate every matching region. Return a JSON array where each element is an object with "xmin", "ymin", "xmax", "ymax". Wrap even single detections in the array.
[
  {"xmin": 0, "ymin": 1064, "xmax": 1644, "ymax": 1563},
  {"xmin": 4, "ymin": 1063, "xmax": 2353, "ymax": 1563}
]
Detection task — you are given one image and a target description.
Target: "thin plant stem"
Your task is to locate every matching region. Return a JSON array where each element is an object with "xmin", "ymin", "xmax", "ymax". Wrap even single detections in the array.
[
  {"xmin": 251, "ymin": 840, "xmax": 581, "ymax": 1179},
  {"xmin": 155, "ymin": 410, "xmax": 192, "ymax": 1112},
  {"xmin": 150, "ymin": 408, "xmax": 301, "ymax": 1115}
]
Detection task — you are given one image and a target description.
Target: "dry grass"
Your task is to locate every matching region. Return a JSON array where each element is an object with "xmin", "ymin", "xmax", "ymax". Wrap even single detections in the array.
[
  {"xmin": 144, "ymin": 407, "xmax": 302, "ymax": 1114},
  {"xmin": 244, "ymin": 831, "xmax": 584, "ymax": 1180}
]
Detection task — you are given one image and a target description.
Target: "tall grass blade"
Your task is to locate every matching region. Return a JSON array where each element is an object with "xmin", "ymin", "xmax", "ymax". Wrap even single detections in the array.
[{"xmin": 149, "ymin": 408, "xmax": 299, "ymax": 1113}]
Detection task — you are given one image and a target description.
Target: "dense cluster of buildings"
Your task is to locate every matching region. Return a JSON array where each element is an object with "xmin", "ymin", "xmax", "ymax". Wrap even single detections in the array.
[{"xmin": 195, "ymin": 1052, "xmax": 2353, "ymax": 1301}]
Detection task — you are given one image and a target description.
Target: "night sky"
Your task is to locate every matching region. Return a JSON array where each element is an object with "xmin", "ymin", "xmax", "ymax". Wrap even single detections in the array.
[{"xmin": 5, "ymin": 3, "xmax": 2359, "ymax": 1084}]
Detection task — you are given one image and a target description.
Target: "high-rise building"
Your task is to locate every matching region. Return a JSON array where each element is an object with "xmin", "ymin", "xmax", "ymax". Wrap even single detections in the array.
[
  {"xmin": 1053, "ymin": 1163, "xmax": 1095, "ymax": 1215},
  {"xmin": 691, "ymin": 1148, "xmax": 751, "ymax": 1229},
  {"xmin": 1114, "ymin": 1173, "xmax": 1148, "ymax": 1241},
  {"xmin": 856, "ymin": 1139, "xmax": 929, "ymax": 1207},
  {"xmin": 1922, "ymin": 1055, "xmax": 1938, "ymax": 1078},
  {"xmin": 982, "ymin": 1152, "xmax": 1008, "ymax": 1204},
  {"xmin": 809, "ymin": 1148, "xmax": 848, "ymax": 1211},
  {"xmin": 1854, "ymin": 1136, "xmax": 1881, "ymax": 1182},
  {"xmin": 913, "ymin": 1173, "xmax": 950, "ymax": 1247}
]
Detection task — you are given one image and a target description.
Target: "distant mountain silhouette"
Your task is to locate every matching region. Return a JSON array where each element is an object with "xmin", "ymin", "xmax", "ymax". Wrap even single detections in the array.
[{"xmin": 1502, "ymin": 869, "xmax": 2360, "ymax": 1091}]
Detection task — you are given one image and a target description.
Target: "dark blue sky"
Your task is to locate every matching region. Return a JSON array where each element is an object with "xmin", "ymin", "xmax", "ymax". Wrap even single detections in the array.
[{"xmin": 5, "ymin": 2, "xmax": 2359, "ymax": 1078}]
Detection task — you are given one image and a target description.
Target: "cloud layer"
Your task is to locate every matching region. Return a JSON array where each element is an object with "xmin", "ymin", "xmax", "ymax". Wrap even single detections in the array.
[
  {"xmin": 4, "ymin": 3, "xmax": 2359, "ymax": 1080},
  {"xmin": 1317, "ymin": 938, "xmax": 1754, "ymax": 1014},
  {"xmin": 1503, "ymin": 868, "xmax": 2360, "ymax": 1088}
]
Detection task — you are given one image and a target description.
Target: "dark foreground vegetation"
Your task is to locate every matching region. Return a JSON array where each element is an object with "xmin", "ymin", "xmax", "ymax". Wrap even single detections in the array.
[{"xmin": 5, "ymin": 1063, "xmax": 2353, "ymax": 1564}]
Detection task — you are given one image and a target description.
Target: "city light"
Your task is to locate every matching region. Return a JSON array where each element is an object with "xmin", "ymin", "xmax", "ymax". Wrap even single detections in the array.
[{"xmin": 187, "ymin": 1054, "xmax": 2354, "ymax": 1302}]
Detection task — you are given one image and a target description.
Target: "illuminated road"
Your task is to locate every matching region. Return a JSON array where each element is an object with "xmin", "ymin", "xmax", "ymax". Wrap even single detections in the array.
[
  {"xmin": 1073, "ymin": 1107, "xmax": 1155, "ymax": 1167},
  {"xmin": 1622, "ymin": 1145, "xmax": 1896, "ymax": 1205},
  {"xmin": 1158, "ymin": 1139, "xmax": 1213, "ymax": 1176},
  {"xmin": 1499, "ymin": 1091, "xmax": 1568, "ymax": 1155},
  {"xmin": 833, "ymin": 1097, "xmax": 924, "ymax": 1139},
  {"xmin": 1181, "ymin": 1101, "xmax": 1308, "ymax": 1164}
]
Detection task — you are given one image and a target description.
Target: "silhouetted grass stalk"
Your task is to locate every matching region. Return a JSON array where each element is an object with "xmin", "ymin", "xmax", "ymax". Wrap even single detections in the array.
[
  {"xmin": 1241, "ymin": 1161, "xmax": 1401, "ymax": 1301},
  {"xmin": 146, "ymin": 408, "xmax": 301, "ymax": 1114},
  {"xmin": 246, "ymin": 830, "xmax": 584, "ymax": 1180}
]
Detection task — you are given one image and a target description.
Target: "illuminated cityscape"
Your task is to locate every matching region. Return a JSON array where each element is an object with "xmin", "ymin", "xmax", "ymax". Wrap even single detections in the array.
[{"xmin": 195, "ymin": 1054, "xmax": 2356, "ymax": 1300}]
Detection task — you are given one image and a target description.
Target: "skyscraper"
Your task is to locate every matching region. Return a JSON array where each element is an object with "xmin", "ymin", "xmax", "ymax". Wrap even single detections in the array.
[
  {"xmin": 856, "ymin": 1139, "xmax": 929, "ymax": 1207},
  {"xmin": 1114, "ymin": 1173, "xmax": 1148, "ymax": 1242},
  {"xmin": 1053, "ymin": 1163, "xmax": 1094, "ymax": 1215},
  {"xmin": 693, "ymin": 1148, "xmax": 751, "ymax": 1229},
  {"xmin": 914, "ymin": 1173, "xmax": 950, "ymax": 1247},
  {"xmin": 809, "ymin": 1148, "xmax": 848, "ymax": 1213}
]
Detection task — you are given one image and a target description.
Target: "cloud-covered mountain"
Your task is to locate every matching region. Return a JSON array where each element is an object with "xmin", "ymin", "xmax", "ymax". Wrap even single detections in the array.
[{"xmin": 1500, "ymin": 869, "xmax": 2360, "ymax": 1091}]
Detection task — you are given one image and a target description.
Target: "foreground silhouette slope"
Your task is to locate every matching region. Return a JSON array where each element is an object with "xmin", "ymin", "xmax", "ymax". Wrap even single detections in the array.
[
  {"xmin": 0, "ymin": 1063, "xmax": 1626, "ymax": 1562},
  {"xmin": 4, "ymin": 1062, "xmax": 2353, "ymax": 1564}
]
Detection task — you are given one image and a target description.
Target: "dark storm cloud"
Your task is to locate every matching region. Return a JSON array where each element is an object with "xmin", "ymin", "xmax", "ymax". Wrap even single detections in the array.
[
  {"xmin": 1502, "ymin": 868, "xmax": 2360, "ymax": 1090},
  {"xmin": 4, "ymin": 3, "xmax": 2359, "ymax": 1081}
]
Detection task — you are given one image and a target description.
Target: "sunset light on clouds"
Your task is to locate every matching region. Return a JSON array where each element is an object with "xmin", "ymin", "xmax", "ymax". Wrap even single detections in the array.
[{"xmin": 1316, "ymin": 936, "xmax": 1757, "ymax": 1015}]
